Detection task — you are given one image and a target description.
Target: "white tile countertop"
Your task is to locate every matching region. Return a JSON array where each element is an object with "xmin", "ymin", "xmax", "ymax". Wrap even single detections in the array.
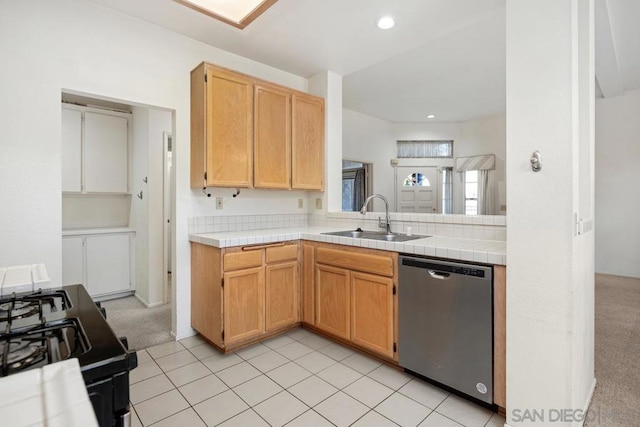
[
  {"xmin": 0, "ymin": 358, "xmax": 98, "ymax": 427},
  {"xmin": 189, "ymin": 226, "xmax": 506, "ymax": 265}
]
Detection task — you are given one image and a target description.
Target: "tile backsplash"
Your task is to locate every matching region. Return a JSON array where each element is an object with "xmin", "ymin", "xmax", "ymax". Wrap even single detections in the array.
[
  {"xmin": 188, "ymin": 212, "xmax": 506, "ymax": 241},
  {"xmin": 188, "ymin": 213, "xmax": 307, "ymax": 234}
]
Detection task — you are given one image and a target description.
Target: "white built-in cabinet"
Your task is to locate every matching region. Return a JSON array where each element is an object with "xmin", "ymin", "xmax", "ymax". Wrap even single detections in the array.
[
  {"xmin": 62, "ymin": 231, "xmax": 134, "ymax": 299},
  {"xmin": 61, "ymin": 104, "xmax": 129, "ymax": 193}
]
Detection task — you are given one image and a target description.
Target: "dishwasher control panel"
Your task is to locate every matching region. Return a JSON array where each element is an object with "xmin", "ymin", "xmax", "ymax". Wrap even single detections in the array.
[{"xmin": 401, "ymin": 257, "xmax": 487, "ymax": 278}]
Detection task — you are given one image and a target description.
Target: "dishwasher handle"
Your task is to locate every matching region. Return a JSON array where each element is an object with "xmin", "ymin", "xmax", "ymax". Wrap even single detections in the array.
[{"xmin": 428, "ymin": 270, "xmax": 451, "ymax": 280}]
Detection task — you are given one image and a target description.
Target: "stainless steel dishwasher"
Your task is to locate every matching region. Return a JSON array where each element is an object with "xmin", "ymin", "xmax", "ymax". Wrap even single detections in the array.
[{"xmin": 398, "ymin": 255, "xmax": 493, "ymax": 404}]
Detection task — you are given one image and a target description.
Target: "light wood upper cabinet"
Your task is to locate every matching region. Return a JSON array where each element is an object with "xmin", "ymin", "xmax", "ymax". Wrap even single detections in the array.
[
  {"xmin": 191, "ymin": 62, "xmax": 325, "ymax": 190},
  {"xmin": 254, "ymin": 83, "xmax": 291, "ymax": 189},
  {"xmin": 191, "ymin": 63, "xmax": 253, "ymax": 188},
  {"xmin": 292, "ymin": 93, "xmax": 325, "ymax": 190}
]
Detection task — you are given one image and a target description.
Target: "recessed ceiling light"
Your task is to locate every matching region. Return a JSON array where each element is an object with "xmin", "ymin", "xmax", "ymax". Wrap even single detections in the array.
[
  {"xmin": 426, "ymin": 114, "xmax": 436, "ymax": 119},
  {"xmin": 376, "ymin": 16, "xmax": 395, "ymax": 30}
]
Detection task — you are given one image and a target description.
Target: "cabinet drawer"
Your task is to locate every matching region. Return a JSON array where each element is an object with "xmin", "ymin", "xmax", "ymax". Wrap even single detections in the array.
[
  {"xmin": 316, "ymin": 247, "xmax": 393, "ymax": 277},
  {"xmin": 266, "ymin": 244, "xmax": 298, "ymax": 264},
  {"xmin": 223, "ymin": 250, "xmax": 263, "ymax": 271}
]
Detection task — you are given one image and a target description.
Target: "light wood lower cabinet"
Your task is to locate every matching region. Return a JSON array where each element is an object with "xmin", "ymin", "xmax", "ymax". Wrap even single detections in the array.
[
  {"xmin": 224, "ymin": 266, "xmax": 265, "ymax": 345},
  {"xmin": 315, "ymin": 264, "xmax": 350, "ymax": 340},
  {"xmin": 308, "ymin": 242, "xmax": 398, "ymax": 360},
  {"xmin": 265, "ymin": 261, "xmax": 299, "ymax": 331},
  {"xmin": 350, "ymin": 272, "xmax": 394, "ymax": 359},
  {"xmin": 191, "ymin": 241, "xmax": 299, "ymax": 351}
]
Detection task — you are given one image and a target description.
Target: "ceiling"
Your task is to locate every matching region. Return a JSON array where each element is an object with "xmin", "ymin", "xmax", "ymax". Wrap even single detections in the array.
[{"xmin": 85, "ymin": 0, "xmax": 639, "ymax": 123}]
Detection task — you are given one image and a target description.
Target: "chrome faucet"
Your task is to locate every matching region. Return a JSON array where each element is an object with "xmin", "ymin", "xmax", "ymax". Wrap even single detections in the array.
[{"xmin": 360, "ymin": 194, "xmax": 392, "ymax": 234}]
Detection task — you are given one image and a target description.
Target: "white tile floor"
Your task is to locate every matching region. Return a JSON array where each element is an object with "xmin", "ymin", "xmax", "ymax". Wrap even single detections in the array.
[{"xmin": 129, "ymin": 328, "xmax": 506, "ymax": 427}]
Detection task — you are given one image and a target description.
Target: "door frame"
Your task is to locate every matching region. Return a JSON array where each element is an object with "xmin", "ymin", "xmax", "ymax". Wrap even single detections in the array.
[{"xmin": 394, "ymin": 165, "xmax": 440, "ymax": 213}]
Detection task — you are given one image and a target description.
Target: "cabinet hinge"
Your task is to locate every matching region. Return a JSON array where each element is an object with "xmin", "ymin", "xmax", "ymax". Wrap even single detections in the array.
[
  {"xmin": 393, "ymin": 342, "xmax": 397, "ymax": 353},
  {"xmin": 204, "ymin": 74, "xmax": 207, "ymax": 83},
  {"xmin": 221, "ymin": 278, "xmax": 224, "ymax": 288},
  {"xmin": 392, "ymin": 285, "xmax": 396, "ymax": 295},
  {"xmin": 222, "ymin": 330, "xmax": 224, "ymax": 340},
  {"xmin": 204, "ymin": 172, "xmax": 207, "ymax": 181}
]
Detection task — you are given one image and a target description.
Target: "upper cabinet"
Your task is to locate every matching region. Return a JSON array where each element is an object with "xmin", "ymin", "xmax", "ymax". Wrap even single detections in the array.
[
  {"xmin": 61, "ymin": 104, "xmax": 129, "ymax": 194},
  {"xmin": 190, "ymin": 62, "xmax": 325, "ymax": 190},
  {"xmin": 292, "ymin": 93, "xmax": 325, "ymax": 191},
  {"xmin": 254, "ymin": 83, "xmax": 291, "ymax": 189}
]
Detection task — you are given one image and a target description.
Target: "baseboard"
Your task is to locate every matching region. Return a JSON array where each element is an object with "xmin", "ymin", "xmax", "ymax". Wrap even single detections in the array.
[
  {"xmin": 580, "ymin": 378, "xmax": 597, "ymax": 427},
  {"xmin": 174, "ymin": 329, "xmax": 198, "ymax": 341},
  {"xmin": 134, "ymin": 293, "xmax": 164, "ymax": 308},
  {"xmin": 501, "ymin": 378, "xmax": 596, "ymax": 427}
]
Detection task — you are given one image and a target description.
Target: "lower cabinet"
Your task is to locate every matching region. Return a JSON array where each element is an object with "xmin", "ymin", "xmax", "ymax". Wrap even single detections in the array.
[
  {"xmin": 62, "ymin": 232, "xmax": 134, "ymax": 299},
  {"xmin": 224, "ymin": 266, "xmax": 265, "ymax": 345},
  {"xmin": 309, "ymin": 243, "xmax": 398, "ymax": 360},
  {"xmin": 315, "ymin": 264, "xmax": 350, "ymax": 340},
  {"xmin": 191, "ymin": 241, "xmax": 300, "ymax": 351},
  {"xmin": 350, "ymin": 272, "xmax": 394, "ymax": 359}
]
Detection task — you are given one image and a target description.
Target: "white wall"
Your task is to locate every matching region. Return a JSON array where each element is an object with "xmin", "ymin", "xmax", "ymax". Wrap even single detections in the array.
[
  {"xmin": 594, "ymin": 88, "xmax": 640, "ymax": 278},
  {"xmin": 506, "ymin": 0, "xmax": 594, "ymax": 425},
  {"xmin": 131, "ymin": 107, "xmax": 150, "ymax": 305},
  {"xmin": 0, "ymin": 0, "xmax": 311, "ymax": 338},
  {"xmin": 458, "ymin": 115, "xmax": 507, "ymax": 214},
  {"xmin": 341, "ymin": 111, "xmax": 506, "ymax": 214},
  {"xmin": 342, "ymin": 109, "xmax": 395, "ymax": 212},
  {"xmin": 130, "ymin": 107, "xmax": 172, "ymax": 306}
]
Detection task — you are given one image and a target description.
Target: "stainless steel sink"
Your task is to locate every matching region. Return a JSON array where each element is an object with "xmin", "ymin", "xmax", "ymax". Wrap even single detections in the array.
[{"xmin": 322, "ymin": 229, "xmax": 428, "ymax": 242}]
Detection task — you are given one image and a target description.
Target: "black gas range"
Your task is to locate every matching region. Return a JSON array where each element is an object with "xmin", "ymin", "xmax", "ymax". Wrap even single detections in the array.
[{"xmin": 0, "ymin": 284, "xmax": 137, "ymax": 427}]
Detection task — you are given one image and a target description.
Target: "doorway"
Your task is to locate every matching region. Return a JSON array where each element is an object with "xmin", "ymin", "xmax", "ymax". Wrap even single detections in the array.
[
  {"xmin": 163, "ymin": 132, "xmax": 173, "ymax": 304},
  {"xmin": 396, "ymin": 166, "xmax": 439, "ymax": 213}
]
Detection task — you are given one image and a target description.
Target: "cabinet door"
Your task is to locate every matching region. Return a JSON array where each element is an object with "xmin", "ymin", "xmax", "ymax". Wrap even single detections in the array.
[
  {"xmin": 291, "ymin": 93, "xmax": 324, "ymax": 190},
  {"xmin": 254, "ymin": 83, "xmax": 291, "ymax": 189},
  {"xmin": 84, "ymin": 112, "xmax": 128, "ymax": 193},
  {"xmin": 301, "ymin": 243, "xmax": 315, "ymax": 325},
  {"xmin": 350, "ymin": 272, "xmax": 394, "ymax": 358},
  {"xmin": 206, "ymin": 66, "xmax": 253, "ymax": 187},
  {"xmin": 315, "ymin": 264, "xmax": 350, "ymax": 340},
  {"xmin": 62, "ymin": 237, "xmax": 85, "ymax": 286},
  {"xmin": 224, "ymin": 266, "xmax": 265, "ymax": 345},
  {"xmin": 265, "ymin": 261, "xmax": 298, "ymax": 331},
  {"xmin": 85, "ymin": 234, "xmax": 131, "ymax": 297},
  {"xmin": 61, "ymin": 108, "xmax": 82, "ymax": 192}
]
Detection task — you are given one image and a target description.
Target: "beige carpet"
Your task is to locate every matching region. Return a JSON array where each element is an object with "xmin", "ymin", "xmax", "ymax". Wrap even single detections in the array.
[
  {"xmin": 585, "ymin": 274, "xmax": 640, "ymax": 426},
  {"xmin": 100, "ymin": 296, "xmax": 172, "ymax": 351}
]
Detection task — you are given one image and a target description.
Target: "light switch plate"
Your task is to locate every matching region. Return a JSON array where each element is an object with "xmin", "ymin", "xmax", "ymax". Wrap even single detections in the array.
[
  {"xmin": 216, "ymin": 197, "xmax": 223, "ymax": 210},
  {"xmin": 298, "ymin": 198, "xmax": 304, "ymax": 209},
  {"xmin": 315, "ymin": 198, "xmax": 323, "ymax": 209}
]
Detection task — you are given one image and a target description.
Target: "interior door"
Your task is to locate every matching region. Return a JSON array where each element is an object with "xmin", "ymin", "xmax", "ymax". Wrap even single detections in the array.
[{"xmin": 396, "ymin": 166, "xmax": 438, "ymax": 213}]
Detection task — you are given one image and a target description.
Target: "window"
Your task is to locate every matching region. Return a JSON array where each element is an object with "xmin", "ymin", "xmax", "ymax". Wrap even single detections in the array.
[
  {"xmin": 342, "ymin": 160, "xmax": 371, "ymax": 211},
  {"xmin": 402, "ymin": 173, "xmax": 431, "ymax": 187},
  {"xmin": 397, "ymin": 140, "xmax": 453, "ymax": 158},
  {"xmin": 464, "ymin": 170, "xmax": 479, "ymax": 215}
]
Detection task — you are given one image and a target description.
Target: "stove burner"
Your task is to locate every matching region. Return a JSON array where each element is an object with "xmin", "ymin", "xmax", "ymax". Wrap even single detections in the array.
[
  {"xmin": 6, "ymin": 342, "xmax": 45, "ymax": 369},
  {"xmin": 0, "ymin": 301, "xmax": 39, "ymax": 321}
]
